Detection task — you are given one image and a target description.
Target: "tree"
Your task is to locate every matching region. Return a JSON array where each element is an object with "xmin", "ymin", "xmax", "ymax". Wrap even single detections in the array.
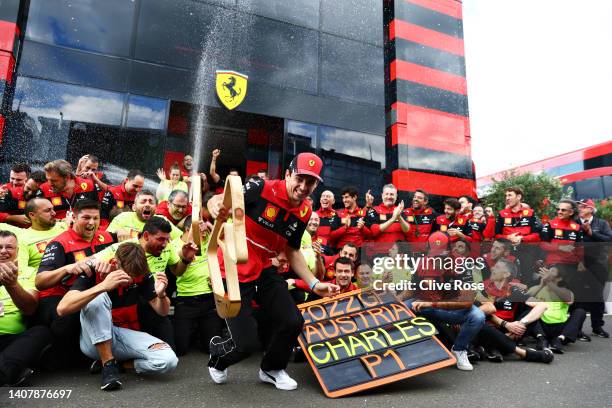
[
  {"xmin": 482, "ymin": 171, "xmax": 567, "ymax": 221},
  {"xmin": 595, "ymin": 199, "xmax": 612, "ymax": 223}
]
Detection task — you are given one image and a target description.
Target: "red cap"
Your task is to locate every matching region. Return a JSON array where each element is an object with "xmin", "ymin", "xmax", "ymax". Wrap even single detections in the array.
[
  {"xmin": 578, "ymin": 199, "xmax": 595, "ymax": 209},
  {"xmin": 289, "ymin": 153, "xmax": 323, "ymax": 182},
  {"xmin": 428, "ymin": 232, "xmax": 450, "ymax": 256}
]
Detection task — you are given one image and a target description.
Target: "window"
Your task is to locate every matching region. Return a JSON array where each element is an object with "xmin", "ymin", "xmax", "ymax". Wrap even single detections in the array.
[
  {"xmin": 574, "ymin": 178, "xmax": 604, "ymax": 201},
  {"xmin": 320, "ymin": 34, "xmax": 384, "ymax": 105},
  {"xmin": 126, "ymin": 95, "xmax": 168, "ymax": 130},
  {"xmin": 26, "ymin": 0, "xmax": 135, "ymax": 56}
]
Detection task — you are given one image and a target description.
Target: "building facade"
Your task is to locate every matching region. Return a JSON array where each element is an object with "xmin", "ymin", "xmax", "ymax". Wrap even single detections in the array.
[{"xmin": 0, "ymin": 0, "xmax": 472, "ymax": 207}]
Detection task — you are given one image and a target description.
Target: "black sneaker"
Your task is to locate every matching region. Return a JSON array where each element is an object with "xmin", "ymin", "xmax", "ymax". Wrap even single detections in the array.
[
  {"xmin": 536, "ymin": 336, "xmax": 549, "ymax": 351},
  {"xmin": 486, "ymin": 349, "xmax": 504, "ymax": 363},
  {"xmin": 549, "ymin": 337, "xmax": 564, "ymax": 354},
  {"xmin": 593, "ymin": 327, "xmax": 610, "ymax": 338},
  {"xmin": 577, "ymin": 331, "xmax": 592, "ymax": 342},
  {"xmin": 525, "ymin": 348, "xmax": 554, "ymax": 364},
  {"xmin": 101, "ymin": 359, "xmax": 122, "ymax": 391}
]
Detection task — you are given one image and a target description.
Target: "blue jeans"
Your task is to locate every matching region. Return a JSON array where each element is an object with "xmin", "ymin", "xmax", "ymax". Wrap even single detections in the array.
[
  {"xmin": 405, "ymin": 299, "xmax": 485, "ymax": 351},
  {"xmin": 79, "ymin": 293, "xmax": 178, "ymax": 374}
]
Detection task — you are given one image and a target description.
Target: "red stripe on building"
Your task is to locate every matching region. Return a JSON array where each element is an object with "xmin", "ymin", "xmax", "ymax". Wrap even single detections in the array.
[
  {"xmin": 0, "ymin": 21, "xmax": 19, "ymax": 53},
  {"xmin": 404, "ymin": 0, "xmax": 463, "ymax": 20},
  {"xmin": 559, "ymin": 167, "xmax": 612, "ymax": 184},
  {"xmin": 390, "ymin": 19, "xmax": 464, "ymax": 56},
  {"xmin": 393, "ymin": 169, "xmax": 476, "ymax": 197},
  {"xmin": 391, "ymin": 60, "xmax": 466, "ymax": 95},
  {"xmin": 0, "ymin": 51, "xmax": 15, "ymax": 83}
]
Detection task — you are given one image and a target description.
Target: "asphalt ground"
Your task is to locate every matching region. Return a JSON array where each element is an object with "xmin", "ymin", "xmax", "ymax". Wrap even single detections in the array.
[{"xmin": 2, "ymin": 317, "xmax": 612, "ymax": 408}]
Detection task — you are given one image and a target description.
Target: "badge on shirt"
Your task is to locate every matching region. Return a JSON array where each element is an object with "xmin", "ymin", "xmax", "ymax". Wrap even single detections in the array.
[
  {"xmin": 51, "ymin": 197, "xmax": 62, "ymax": 206},
  {"xmin": 379, "ymin": 214, "xmax": 387, "ymax": 221},
  {"xmin": 74, "ymin": 251, "xmax": 87, "ymax": 262},
  {"xmin": 504, "ymin": 217, "xmax": 512, "ymax": 224},
  {"xmin": 522, "ymin": 209, "xmax": 529, "ymax": 216},
  {"xmin": 262, "ymin": 204, "xmax": 279, "ymax": 222},
  {"xmin": 457, "ymin": 218, "xmax": 464, "ymax": 225},
  {"xmin": 407, "ymin": 216, "xmax": 414, "ymax": 222},
  {"xmin": 36, "ymin": 241, "xmax": 49, "ymax": 253},
  {"xmin": 440, "ymin": 225, "xmax": 448, "ymax": 232},
  {"xmin": 570, "ymin": 223, "xmax": 578, "ymax": 230},
  {"xmin": 300, "ymin": 206, "xmax": 309, "ymax": 218},
  {"xmin": 18, "ymin": 200, "xmax": 26, "ymax": 209},
  {"xmin": 555, "ymin": 229, "xmax": 563, "ymax": 237},
  {"xmin": 116, "ymin": 201, "xmax": 124, "ymax": 209},
  {"xmin": 80, "ymin": 182, "xmax": 88, "ymax": 191}
]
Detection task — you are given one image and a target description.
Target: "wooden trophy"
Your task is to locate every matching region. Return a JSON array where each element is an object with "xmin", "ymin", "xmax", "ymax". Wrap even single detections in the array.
[
  {"xmin": 207, "ymin": 176, "xmax": 248, "ymax": 318},
  {"xmin": 190, "ymin": 174, "xmax": 202, "ymax": 249}
]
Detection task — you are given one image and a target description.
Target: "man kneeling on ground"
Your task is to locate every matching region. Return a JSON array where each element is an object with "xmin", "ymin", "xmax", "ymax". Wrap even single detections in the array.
[{"xmin": 57, "ymin": 242, "xmax": 178, "ymax": 391}]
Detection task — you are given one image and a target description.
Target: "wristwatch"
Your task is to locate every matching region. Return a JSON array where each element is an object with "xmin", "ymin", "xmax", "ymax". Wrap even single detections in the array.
[{"xmin": 85, "ymin": 259, "xmax": 96, "ymax": 273}]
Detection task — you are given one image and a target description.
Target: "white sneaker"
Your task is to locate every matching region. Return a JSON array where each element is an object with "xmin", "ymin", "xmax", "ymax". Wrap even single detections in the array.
[
  {"xmin": 209, "ymin": 366, "xmax": 228, "ymax": 384},
  {"xmin": 451, "ymin": 348, "xmax": 474, "ymax": 371},
  {"xmin": 259, "ymin": 369, "xmax": 297, "ymax": 390}
]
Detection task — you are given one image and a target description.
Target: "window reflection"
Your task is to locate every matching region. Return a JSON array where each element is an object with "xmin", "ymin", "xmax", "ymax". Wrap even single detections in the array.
[
  {"xmin": 126, "ymin": 95, "xmax": 168, "ymax": 130},
  {"xmin": 237, "ymin": 0, "xmax": 319, "ymax": 29},
  {"xmin": 26, "ymin": 0, "xmax": 135, "ymax": 56},
  {"xmin": 320, "ymin": 0, "xmax": 383, "ymax": 45},
  {"xmin": 286, "ymin": 121, "xmax": 316, "ymax": 157}
]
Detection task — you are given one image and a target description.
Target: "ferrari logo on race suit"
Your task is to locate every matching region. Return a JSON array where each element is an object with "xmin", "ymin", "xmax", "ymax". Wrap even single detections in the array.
[{"xmin": 216, "ymin": 70, "xmax": 248, "ymax": 110}]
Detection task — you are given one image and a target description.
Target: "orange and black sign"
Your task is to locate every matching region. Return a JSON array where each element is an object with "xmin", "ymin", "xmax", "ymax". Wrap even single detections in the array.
[{"xmin": 298, "ymin": 289, "xmax": 455, "ymax": 398}]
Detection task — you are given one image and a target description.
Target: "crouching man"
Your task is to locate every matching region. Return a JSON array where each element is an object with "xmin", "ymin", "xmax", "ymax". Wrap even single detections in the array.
[{"xmin": 56, "ymin": 242, "xmax": 178, "ymax": 391}]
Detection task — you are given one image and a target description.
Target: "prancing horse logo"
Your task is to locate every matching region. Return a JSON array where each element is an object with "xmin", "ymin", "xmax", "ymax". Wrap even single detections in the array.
[{"xmin": 216, "ymin": 70, "xmax": 248, "ymax": 110}]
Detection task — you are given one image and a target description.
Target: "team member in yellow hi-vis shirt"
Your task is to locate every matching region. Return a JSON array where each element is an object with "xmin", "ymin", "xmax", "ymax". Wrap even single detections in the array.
[
  {"xmin": 93, "ymin": 216, "xmax": 197, "ymax": 349},
  {"xmin": 0, "ymin": 230, "xmax": 52, "ymax": 386},
  {"xmin": 19, "ymin": 198, "xmax": 67, "ymax": 269},
  {"xmin": 170, "ymin": 215, "xmax": 223, "ymax": 356},
  {"xmin": 106, "ymin": 190, "xmax": 181, "ymax": 242}
]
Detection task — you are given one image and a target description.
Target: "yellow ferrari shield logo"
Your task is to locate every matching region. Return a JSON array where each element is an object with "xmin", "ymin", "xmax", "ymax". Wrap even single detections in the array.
[{"xmin": 216, "ymin": 70, "xmax": 248, "ymax": 110}]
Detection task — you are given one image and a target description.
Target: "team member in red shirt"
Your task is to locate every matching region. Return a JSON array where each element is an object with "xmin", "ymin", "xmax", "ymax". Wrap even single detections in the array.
[
  {"xmin": 330, "ymin": 187, "xmax": 370, "ymax": 250},
  {"xmin": 76, "ymin": 154, "xmax": 110, "ymax": 193},
  {"xmin": 331, "ymin": 257, "xmax": 358, "ymax": 293},
  {"xmin": 100, "ymin": 169, "xmax": 145, "ymax": 223},
  {"xmin": 34, "ymin": 200, "xmax": 115, "ymax": 365},
  {"xmin": 315, "ymin": 190, "xmax": 339, "ymax": 244},
  {"xmin": 36, "ymin": 160, "xmax": 100, "ymax": 220},
  {"xmin": 404, "ymin": 189, "xmax": 437, "ymax": 244},
  {"xmin": 206, "ymin": 153, "xmax": 338, "ymax": 391},
  {"xmin": 0, "ymin": 163, "xmax": 31, "ymax": 226},
  {"xmin": 432, "ymin": 198, "xmax": 472, "ymax": 242},
  {"xmin": 155, "ymin": 190, "xmax": 192, "ymax": 227},
  {"xmin": 458, "ymin": 195, "xmax": 475, "ymax": 218},
  {"xmin": 540, "ymin": 199, "xmax": 584, "ymax": 270},
  {"xmin": 364, "ymin": 184, "xmax": 410, "ymax": 252},
  {"xmin": 495, "ymin": 186, "xmax": 540, "ymax": 284},
  {"xmin": 306, "ymin": 212, "xmax": 332, "ymax": 256}
]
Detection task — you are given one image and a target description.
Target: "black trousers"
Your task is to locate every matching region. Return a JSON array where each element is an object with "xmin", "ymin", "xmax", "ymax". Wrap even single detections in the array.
[
  {"xmin": 476, "ymin": 324, "xmax": 517, "ymax": 355},
  {"xmin": 208, "ymin": 267, "xmax": 304, "ymax": 371},
  {"xmin": 0, "ymin": 326, "xmax": 51, "ymax": 385},
  {"xmin": 532, "ymin": 308, "xmax": 587, "ymax": 342},
  {"xmin": 173, "ymin": 294, "xmax": 223, "ymax": 356},
  {"xmin": 35, "ymin": 296, "xmax": 83, "ymax": 368}
]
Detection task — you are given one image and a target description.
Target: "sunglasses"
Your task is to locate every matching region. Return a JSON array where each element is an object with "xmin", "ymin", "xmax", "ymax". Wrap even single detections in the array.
[{"xmin": 556, "ymin": 207, "xmax": 571, "ymax": 212}]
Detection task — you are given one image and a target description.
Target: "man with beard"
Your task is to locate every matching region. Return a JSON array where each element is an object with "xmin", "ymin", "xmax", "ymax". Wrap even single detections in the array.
[
  {"xmin": 107, "ymin": 190, "xmax": 181, "ymax": 241},
  {"xmin": 100, "ymin": 169, "xmax": 145, "ymax": 224},
  {"xmin": 432, "ymin": 198, "xmax": 472, "ymax": 242},
  {"xmin": 155, "ymin": 190, "xmax": 192, "ymax": 227},
  {"xmin": 36, "ymin": 160, "xmax": 100, "ymax": 220},
  {"xmin": 404, "ymin": 189, "xmax": 437, "ymax": 244},
  {"xmin": 19, "ymin": 198, "xmax": 67, "ymax": 269},
  {"xmin": 0, "ymin": 163, "xmax": 31, "ymax": 227},
  {"xmin": 34, "ymin": 200, "xmax": 115, "ymax": 366}
]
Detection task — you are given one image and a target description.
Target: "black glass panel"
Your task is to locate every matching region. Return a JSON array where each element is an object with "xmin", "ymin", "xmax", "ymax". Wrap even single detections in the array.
[
  {"xmin": 237, "ymin": 0, "xmax": 319, "ymax": 29},
  {"xmin": 318, "ymin": 125, "xmax": 385, "ymax": 201},
  {"xmin": 232, "ymin": 13, "xmax": 318, "ymax": 93},
  {"xmin": 135, "ymin": 0, "xmax": 234, "ymax": 69},
  {"xmin": 321, "ymin": 34, "xmax": 384, "ymax": 105},
  {"xmin": 25, "ymin": 0, "xmax": 135, "ymax": 56},
  {"xmin": 320, "ymin": 0, "xmax": 384, "ymax": 46},
  {"xmin": 396, "ymin": 2, "xmax": 463, "ymax": 39}
]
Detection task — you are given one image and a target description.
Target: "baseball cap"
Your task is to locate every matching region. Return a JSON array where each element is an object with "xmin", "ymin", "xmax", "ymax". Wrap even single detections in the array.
[
  {"xmin": 289, "ymin": 153, "xmax": 323, "ymax": 182},
  {"xmin": 578, "ymin": 199, "xmax": 596, "ymax": 209},
  {"xmin": 428, "ymin": 231, "xmax": 450, "ymax": 257}
]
